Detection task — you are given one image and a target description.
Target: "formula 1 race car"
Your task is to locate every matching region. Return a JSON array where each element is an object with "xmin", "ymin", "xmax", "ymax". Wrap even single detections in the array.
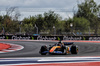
[{"xmin": 39, "ymin": 41, "xmax": 78, "ymax": 55}]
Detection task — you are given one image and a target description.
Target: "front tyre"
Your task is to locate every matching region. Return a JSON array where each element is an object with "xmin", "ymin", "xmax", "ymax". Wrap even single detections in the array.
[
  {"xmin": 39, "ymin": 46, "xmax": 48, "ymax": 55},
  {"xmin": 71, "ymin": 45, "xmax": 78, "ymax": 54}
]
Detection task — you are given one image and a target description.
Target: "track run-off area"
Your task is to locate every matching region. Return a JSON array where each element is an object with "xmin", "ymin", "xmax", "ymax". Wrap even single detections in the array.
[{"xmin": 0, "ymin": 40, "xmax": 100, "ymax": 66}]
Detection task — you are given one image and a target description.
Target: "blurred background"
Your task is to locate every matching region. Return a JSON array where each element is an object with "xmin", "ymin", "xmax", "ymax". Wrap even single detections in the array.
[{"xmin": 0, "ymin": 0, "xmax": 100, "ymax": 36}]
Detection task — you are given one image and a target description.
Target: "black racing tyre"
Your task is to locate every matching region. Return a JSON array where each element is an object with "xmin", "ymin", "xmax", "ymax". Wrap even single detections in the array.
[
  {"xmin": 39, "ymin": 46, "xmax": 48, "ymax": 55},
  {"xmin": 41, "ymin": 53, "xmax": 47, "ymax": 55},
  {"xmin": 71, "ymin": 45, "xmax": 78, "ymax": 54}
]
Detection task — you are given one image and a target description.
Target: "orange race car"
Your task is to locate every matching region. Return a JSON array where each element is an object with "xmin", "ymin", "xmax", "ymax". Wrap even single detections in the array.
[{"xmin": 39, "ymin": 41, "xmax": 78, "ymax": 55}]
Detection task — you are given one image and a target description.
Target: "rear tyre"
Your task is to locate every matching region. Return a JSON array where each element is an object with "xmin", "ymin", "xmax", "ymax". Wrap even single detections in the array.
[
  {"xmin": 71, "ymin": 45, "xmax": 78, "ymax": 54},
  {"xmin": 39, "ymin": 46, "xmax": 48, "ymax": 55}
]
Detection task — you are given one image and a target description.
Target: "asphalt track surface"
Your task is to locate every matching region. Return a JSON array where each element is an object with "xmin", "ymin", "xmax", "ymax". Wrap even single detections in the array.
[{"xmin": 0, "ymin": 40, "xmax": 100, "ymax": 58}]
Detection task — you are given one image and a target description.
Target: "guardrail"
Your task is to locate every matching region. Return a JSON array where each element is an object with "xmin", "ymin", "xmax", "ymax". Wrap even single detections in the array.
[{"xmin": 0, "ymin": 35, "xmax": 100, "ymax": 41}]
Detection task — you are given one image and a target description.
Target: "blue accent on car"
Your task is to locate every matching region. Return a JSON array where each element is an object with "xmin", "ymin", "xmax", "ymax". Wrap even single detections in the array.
[
  {"xmin": 42, "ymin": 51, "xmax": 49, "ymax": 53},
  {"xmin": 64, "ymin": 42, "xmax": 73, "ymax": 45},
  {"xmin": 54, "ymin": 51, "xmax": 63, "ymax": 53}
]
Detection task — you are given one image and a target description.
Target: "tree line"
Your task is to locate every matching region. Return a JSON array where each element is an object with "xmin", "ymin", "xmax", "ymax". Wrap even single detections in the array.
[{"xmin": 0, "ymin": 0, "xmax": 100, "ymax": 36}]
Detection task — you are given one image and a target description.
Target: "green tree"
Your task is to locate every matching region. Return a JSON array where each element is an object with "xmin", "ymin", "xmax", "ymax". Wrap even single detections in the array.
[
  {"xmin": 35, "ymin": 14, "xmax": 44, "ymax": 32},
  {"xmin": 65, "ymin": 17, "xmax": 90, "ymax": 35},
  {"xmin": 0, "ymin": 16, "xmax": 3, "ymax": 33},
  {"xmin": 2, "ymin": 15, "xmax": 19, "ymax": 34},
  {"xmin": 64, "ymin": 18, "xmax": 71, "ymax": 32},
  {"xmin": 22, "ymin": 16, "xmax": 36, "ymax": 34},
  {"xmin": 44, "ymin": 10, "xmax": 60, "ymax": 34},
  {"xmin": 75, "ymin": 0, "xmax": 100, "ymax": 35},
  {"xmin": 73, "ymin": 17, "xmax": 90, "ymax": 32},
  {"xmin": 3, "ymin": 15, "xmax": 13, "ymax": 33}
]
